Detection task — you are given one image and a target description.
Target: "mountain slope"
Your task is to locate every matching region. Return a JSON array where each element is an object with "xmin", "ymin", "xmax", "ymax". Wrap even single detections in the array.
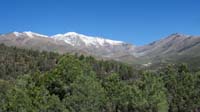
[
  {"xmin": 0, "ymin": 31, "xmax": 77, "ymax": 54},
  {"xmin": 0, "ymin": 31, "xmax": 200, "ymax": 68},
  {"xmin": 52, "ymin": 32, "xmax": 124, "ymax": 47},
  {"xmin": 0, "ymin": 31, "xmax": 136, "ymax": 61},
  {"xmin": 134, "ymin": 33, "xmax": 200, "ymax": 68},
  {"xmin": 1, "ymin": 31, "xmax": 200, "ymax": 65},
  {"xmin": 135, "ymin": 33, "xmax": 200, "ymax": 57},
  {"xmin": 52, "ymin": 32, "xmax": 136, "ymax": 59}
]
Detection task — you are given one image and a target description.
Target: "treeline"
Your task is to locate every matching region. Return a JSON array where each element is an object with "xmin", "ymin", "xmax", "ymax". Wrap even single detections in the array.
[
  {"xmin": 0, "ymin": 44, "xmax": 200, "ymax": 112},
  {"xmin": 0, "ymin": 44, "xmax": 137, "ymax": 81}
]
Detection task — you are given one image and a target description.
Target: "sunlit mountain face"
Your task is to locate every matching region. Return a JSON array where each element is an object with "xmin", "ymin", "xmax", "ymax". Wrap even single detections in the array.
[{"xmin": 1, "ymin": 32, "xmax": 200, "ymax": 68}]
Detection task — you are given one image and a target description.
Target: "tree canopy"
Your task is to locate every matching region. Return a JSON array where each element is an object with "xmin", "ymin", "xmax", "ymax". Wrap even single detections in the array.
[{"xmin": 0, "ymin": 44, "xmax": 200, "ymax": 112}]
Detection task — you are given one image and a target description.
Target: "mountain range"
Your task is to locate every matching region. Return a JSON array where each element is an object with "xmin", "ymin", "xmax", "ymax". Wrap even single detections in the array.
[{"xmin": 0, "ymin": 31, "xmax": 200, "ymax": 69}]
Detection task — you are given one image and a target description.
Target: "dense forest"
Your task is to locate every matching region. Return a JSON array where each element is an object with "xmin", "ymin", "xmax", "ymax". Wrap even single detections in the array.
[{"xmin": 0, "ymin": 44, "xmax": 200, "ymax": 112}]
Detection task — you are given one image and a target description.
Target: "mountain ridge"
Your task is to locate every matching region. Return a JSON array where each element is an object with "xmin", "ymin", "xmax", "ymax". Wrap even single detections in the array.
[
  {"xmin": 0, "ymin": 31, "xmax": 200, "ymax": 67},
  {"xmin": 52, "ymin": 32, "xmax": 125, "ymax": 47},
  {"xmin": 0, "ymin": 31, "xmax": 136, "ymax": 61}
]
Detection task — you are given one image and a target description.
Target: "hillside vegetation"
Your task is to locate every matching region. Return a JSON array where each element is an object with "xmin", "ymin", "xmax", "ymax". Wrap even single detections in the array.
[{"xmin": 0, "ymin": 44, "xmax": 200, "ymax": 112}]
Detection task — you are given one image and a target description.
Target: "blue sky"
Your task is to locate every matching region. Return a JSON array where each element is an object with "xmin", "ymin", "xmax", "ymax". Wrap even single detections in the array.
[{"xmin": 0, "ymin": 0, "xmax": 199, "ymax": 45}]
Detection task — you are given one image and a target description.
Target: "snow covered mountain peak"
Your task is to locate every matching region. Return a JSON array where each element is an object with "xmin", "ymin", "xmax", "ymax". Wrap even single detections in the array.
[
  {"xmin": 52, "ymin": 32, "xmax": 124, "ymax": 47},
  {"xmin": 12, "ymin": 31, "xmax": 48, "ymax": 38},
  {"xmin": 23, "ymin": 31, "xmax": 48, "ymax": 38},
  {"xmin": 13, "ymin": 32, "xmax": 21, "ymax": 37},
  {"xmin": 64, "ymin": 32, "xmax": 80, "ymax": 36},
  {"xmin": 9, "ymin": 31, "xmax": 127, "ymax": 48}
]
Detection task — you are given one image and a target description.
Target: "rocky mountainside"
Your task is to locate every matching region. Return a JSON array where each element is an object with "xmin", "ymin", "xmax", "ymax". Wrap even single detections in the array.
[
  {"xmin": 52, "ymin": 32, "xmax": 124, "ymax": 47},
  {"xmin": 0, "ymin": 31, "xmax": 136, "ymax": 60},
  {"xmin": 134, "ymin": 33, "xmax": 200, "ymax": 68},
  {"xmin": 0, "ymin": 31, "xmax": 77, "ymax": 54},
  {"xmin": 135, "ymin": 33, "xmax": 200, "ymax": 57},
  {"xmin": 0, "ymin": 31, "xmax": 200, "ymax": 67}
]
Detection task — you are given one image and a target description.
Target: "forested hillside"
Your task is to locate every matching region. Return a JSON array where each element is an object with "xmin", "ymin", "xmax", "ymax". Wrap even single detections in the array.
[
  {"xmin": 0, "ymin": 44, "xmax": 136, "ymax": 80},
  {"xmin": 0, "ymin": 44, "xmax": 60, "ymax": 80},
  {"xmin": 0, "ymin": 44, "xmax": 200, "ymax": 112}
]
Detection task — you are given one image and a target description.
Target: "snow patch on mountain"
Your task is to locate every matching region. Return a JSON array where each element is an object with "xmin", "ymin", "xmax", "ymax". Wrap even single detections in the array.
[
  {"xmin": 52, "ymin": 32, "xmax": 124, "ymax": 47},
  {"xmin": 23, "ymin": 31, "xmax": 48, "ymax": 38},
  {"xmin": 13, "ymin": 32, "xmax": 21, "ymax": 37},
  {"xmin": 13, "ymin": 31, "xmax": 48, "ymax": 38},
  {"xmin": 10, "ymin": 31, "xmax": 128, "ymax": 48}
]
